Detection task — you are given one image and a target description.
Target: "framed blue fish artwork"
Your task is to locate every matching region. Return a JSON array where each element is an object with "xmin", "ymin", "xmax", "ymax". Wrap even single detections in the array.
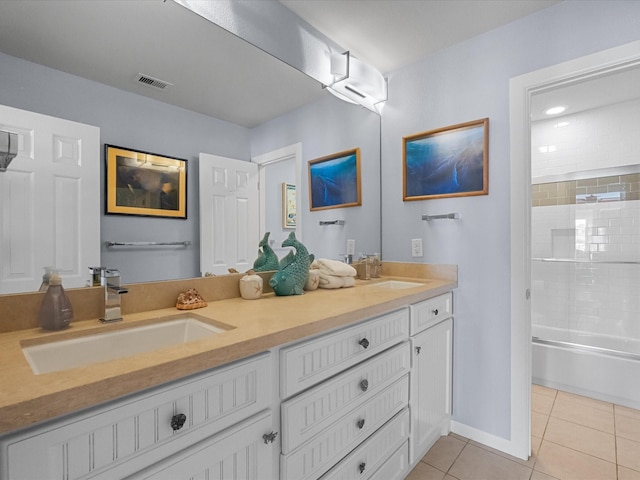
[
  {"xmin": 403, "ymin": 118, "xmax": 488, "ymax": 201},
  {"xmin": 309, "ymin": 148, "xmax": 362, "ymax": 211}
]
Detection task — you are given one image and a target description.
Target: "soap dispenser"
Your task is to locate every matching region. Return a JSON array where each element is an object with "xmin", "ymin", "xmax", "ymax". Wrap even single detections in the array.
[
  {"xmin": 38, "ymin": 266, "xmax": 55, "ymax": 292},
  {"xmin": 38, "ymin": 272, "xmax": 73, "ymax": 330}
]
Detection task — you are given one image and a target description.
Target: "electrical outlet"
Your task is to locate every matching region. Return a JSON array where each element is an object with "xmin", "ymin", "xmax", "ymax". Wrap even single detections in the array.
[
  {"xmin": 411, "ymin": 238, "xmax": 423, "ymax": 257},
  {"xmin": 346, "ymin": 239, "xmax": 356, "ymax": 255}
]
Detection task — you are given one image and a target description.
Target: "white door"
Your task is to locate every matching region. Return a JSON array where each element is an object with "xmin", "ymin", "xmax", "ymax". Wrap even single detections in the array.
[
  {"xmin": 199, "ymin": 153, "xmax": 259, "ymax": 275},
  {"xmin": 0, "ymin": 104, "xmax": 100, "ymax": 293}
]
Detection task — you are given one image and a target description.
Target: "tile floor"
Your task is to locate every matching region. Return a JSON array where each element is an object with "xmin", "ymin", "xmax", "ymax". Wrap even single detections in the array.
[{"xmin": 406, "ymin": 385, "xmax": 640, "ymax": 480}]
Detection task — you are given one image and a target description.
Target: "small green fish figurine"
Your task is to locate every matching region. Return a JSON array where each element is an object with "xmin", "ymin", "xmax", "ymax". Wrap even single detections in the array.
[
  {"xmin": 269, "ymin": 232, "xmax": 312, "ymax": 296},
  {"xmin": 253, "ymin": 232, "xmax": 280, "ymax": 272}
]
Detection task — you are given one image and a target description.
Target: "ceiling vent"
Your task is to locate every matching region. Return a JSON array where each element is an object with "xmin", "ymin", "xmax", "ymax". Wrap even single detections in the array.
[{"xmin": 133, "ymin": 73, "xmax": 173, "ymax": 91}]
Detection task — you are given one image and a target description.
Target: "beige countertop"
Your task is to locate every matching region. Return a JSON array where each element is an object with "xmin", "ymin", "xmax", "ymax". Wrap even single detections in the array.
[{"xmin": 0, "ymin": 274, "xmax": 456, "ymax": 435}]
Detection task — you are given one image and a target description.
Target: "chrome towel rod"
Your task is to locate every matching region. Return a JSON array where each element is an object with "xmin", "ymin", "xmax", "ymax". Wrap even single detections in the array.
[
  {"xmin": 319, "ymin": 220, "xmax": 345, "ymax": 226},
  {"xmin": 105, "ymin": 241, "xmax": 192, "ymax": 247},
  {"xmin": 422, "ymin": 213, "xmax": 461, "ymax": 221}
]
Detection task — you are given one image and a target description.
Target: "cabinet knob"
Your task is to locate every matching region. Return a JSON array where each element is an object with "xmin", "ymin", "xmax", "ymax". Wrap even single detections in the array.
[
  {"xmin": 433, "ymin": 308, "xmax": 439, "ymax": 315},
  {"xmin": 415, "ymin": 346, "xmax": 422, "ymax": 355},
  {"xmin": 263, "ymin": 431, "xmax": 278, "ymax": 444},
  {"xmin": 171, "ymin": 413, "xmax": 187, "ymax": 431},
  {"xmin": 357, "ymin": 418, "xmax": 365, "ymax": 429},
  {"xmin": 359, "ymin": 462, "xmax": 366, "ymax": 474},
  {"xmin": 359, "ymin": 379, "xmax": 369, "ymax": 392},
  {"xmin": 358, "ymin": 338, "xmax": 370, "ymax": 349}
]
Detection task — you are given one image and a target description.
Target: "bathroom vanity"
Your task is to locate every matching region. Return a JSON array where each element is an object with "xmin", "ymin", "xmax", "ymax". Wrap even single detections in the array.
[{"xmin": 0, "ymin": 269, "xmax": 455, "ymax": 480}]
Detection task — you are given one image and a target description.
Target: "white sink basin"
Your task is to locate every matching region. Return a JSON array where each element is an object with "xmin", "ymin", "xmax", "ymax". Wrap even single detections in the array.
[
  {"xmin": 367, "ymin": 280, "xmax": 426, "ymax": 289},
  {"xmin": 23, "ymin": 317, "xmax": 230, "ymax": 375}
]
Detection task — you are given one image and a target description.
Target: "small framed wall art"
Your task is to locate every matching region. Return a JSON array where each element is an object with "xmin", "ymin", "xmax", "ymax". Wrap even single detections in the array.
[
  {"xmin": 282, "ymin": 183, "xmax": 296, "ymax": 228},
  {"xmin": 105, "ymin": 144, "xmax": 187, "ymax": 218},
  {"xmin": 403, "ymin": 118, "xmax": 489, "ymax": 201},
  {"xmin": 308, "ymin": 148, "xmax": 361, "ymax": 211}
]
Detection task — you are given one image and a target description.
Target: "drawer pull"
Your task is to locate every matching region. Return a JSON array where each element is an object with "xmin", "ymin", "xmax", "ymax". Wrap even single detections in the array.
[
  {"xmin": 359, "ymin": 462, "xmax": 366, "ymax": 474},
  {"xmin": 357, "ymin": 418, "xmax": 365, "ymax": 429},
  {"xmin": 433, "ymin": 308, "xmax": 439, "ymax": 315},
  {"xmin": 359, "ymin": 379, "xmax": 369, "ymax": 392},
  {"xmin": 263, "ymin": 431, "xmax": 278, "ymax": 444},
  {"xmin": 358, "ymin": 338, "xmax": 370, "ymax": 349},
  {"xmin": 171, "ymin": 413, "xmax": 187, "ymax": 431},
  {"xmin": 416, "ymin": 346, "xmax": 422, "ymax": 355}
]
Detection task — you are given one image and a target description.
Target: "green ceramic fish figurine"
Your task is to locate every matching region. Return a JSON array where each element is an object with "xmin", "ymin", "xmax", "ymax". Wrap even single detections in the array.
[
  {"xmin": 269, "ymin": 232, "xmax": 312, "ymax": 296},
  {"xmin": 253, "ymin": 232, "xmax": 280, "ymax": 272}
]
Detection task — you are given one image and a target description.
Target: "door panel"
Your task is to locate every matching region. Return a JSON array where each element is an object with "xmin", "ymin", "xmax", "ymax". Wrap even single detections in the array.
[{"xmin": 199, "ymin": 153, "xmax": 259, "ymax": 275}]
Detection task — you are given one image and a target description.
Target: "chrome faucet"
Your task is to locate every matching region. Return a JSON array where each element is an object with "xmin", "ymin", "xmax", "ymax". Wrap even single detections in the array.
[{"xmin": 100, "ymin": 269, "xmax": 128, "ymax": 323}]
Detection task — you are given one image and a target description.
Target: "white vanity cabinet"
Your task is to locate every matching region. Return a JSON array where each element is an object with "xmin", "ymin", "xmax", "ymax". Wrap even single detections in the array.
[
  {"xmin": 0, "ymin": 352, "xmax": 276, "ymax": 480},
  {"xmin": 279, "ymin": 308, "xmax": 411, "ymax": 480},
  {"xmin": 409, "ymin": 293, "xmax": 453, "ymax": 464}
]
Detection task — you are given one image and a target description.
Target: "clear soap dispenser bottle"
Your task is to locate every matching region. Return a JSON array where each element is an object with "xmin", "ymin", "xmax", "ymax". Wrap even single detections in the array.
[{"xmin": 38, "ymin": 272, "xmax": 73, "ymax": 330}]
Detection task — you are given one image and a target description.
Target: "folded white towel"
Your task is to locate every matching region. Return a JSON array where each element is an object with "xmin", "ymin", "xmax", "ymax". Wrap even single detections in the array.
[
  {"xmin": 316, "ymin": 258, "xmax": 357, "ymax": 277},
  {"xmin": 318, "ymin": 273, "xmax": 356, "ymax": 289}
]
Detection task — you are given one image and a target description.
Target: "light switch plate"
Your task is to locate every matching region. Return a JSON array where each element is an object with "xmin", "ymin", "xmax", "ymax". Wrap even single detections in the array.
[
  {"xmin": 347, "ymin": 239, "xmax": 355, "ymax": 255},
  {"xmin": 411, "ymin": 238, "xmax": 423, "ymax": 257}
]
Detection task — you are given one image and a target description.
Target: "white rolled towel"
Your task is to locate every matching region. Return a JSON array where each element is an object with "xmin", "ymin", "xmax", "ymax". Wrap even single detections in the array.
[
  {"xmin": 318, "ymin": 273, "xmax": 356, "ymax": 289},
  {"xmin": 315, "ymin": 258, "xmax": 357, "ymax": 277}
]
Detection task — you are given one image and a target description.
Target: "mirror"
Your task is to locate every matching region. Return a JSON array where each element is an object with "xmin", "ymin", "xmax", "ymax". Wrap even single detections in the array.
[{"xmin": 0, "ymin": 0, "xmax": 381, "ymax": 293}]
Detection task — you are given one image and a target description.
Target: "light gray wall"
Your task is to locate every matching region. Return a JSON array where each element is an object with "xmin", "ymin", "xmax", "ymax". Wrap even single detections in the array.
[
  {"xmin": 0, "ymin": 52, "xmax": 250, "ymax": 284},
  {"xmin": 382, "ymin": 0, "xmax": 640, "ymax": 439},
  {"xmin": 251, "ymin": 94, "xmax": 381, "ymax": 261}
]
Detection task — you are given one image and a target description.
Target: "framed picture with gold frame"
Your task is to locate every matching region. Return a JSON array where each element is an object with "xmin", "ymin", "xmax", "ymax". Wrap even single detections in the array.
[
  {"xmin": 403, "ymin": 118, "xmax": 489, "ymax": 201},
  {"xmin": 308, "ymin": 148, "xmax": 361, "ymax": 211},
  {"xmin": 105, "ymin": 144, "xmax": 187, "ymax": 218},
  {"xmin": 282, "ymin": 183, "xmax": 296, "ymax": 228}
]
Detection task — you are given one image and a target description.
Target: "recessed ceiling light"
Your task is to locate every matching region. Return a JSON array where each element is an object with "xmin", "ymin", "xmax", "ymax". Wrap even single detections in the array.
[{"xmin": 545, "ymin": 106, "xmax": 566, "ymax": 116}]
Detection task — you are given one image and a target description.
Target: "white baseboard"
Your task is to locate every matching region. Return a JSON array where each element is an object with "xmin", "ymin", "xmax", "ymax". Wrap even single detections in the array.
[{"xmin": 450, "ymin": 421, "xmax": 528, "ymax": 461}]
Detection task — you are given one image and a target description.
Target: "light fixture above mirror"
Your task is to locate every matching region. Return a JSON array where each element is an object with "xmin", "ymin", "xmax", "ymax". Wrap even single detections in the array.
[{"xmin": 327, "ymin": 51, "xmax": 387, "ymax": 112}]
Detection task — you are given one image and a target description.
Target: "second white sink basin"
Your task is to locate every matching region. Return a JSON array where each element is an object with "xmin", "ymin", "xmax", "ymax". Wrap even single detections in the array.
[
  {"xmin": 23, "ymin": 317, "xmax": 230, "ymax": 375},
  {"xmin": 367, "ymin": 280, "xmax": 426, "ymax": 289}
]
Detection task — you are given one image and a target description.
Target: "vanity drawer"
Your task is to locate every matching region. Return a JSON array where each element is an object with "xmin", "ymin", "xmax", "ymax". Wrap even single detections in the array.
[
  {"xmin": 409, "ymin": 292, "xmax": 452, "ymax": 335},
  {"xmin": 318, "ymin": 409, "xmax": 409, "ymax": 480},
  {"xmin": 280, "ymin": 307, "xmax": 409, "ymax": 398},
  {"xmin": 4, "ymin": 352, "xmax": 272, "ymax": 480},
  {"xmin": 281, "ymin": 341, "xmax": 410, "ymax": 453},
  {"xmin": 280, "ymin": 374, "xmax": 409, "ymax": 480}
]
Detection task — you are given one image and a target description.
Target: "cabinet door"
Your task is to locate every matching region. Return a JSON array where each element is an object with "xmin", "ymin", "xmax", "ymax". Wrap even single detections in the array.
[
  {"xmin": 410, "ymin": 317, "xmax": 452, "ymax": 464},
  {"xmin": 126, "ymin": 411, "xmax": 275, "ymax": 480},
  {"xmin": 3, "ymin": 353, "xmax": 271, "ymax": 480}
]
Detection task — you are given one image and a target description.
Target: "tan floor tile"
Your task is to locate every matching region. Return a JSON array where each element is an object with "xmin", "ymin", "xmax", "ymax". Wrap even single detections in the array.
[
  {"xmin": 421, "ymin": 434, "xmax": 466, "ymax": 472},
  {"xmin": 469, "ymin": 440, "xmax": 534, "ymax": 468},
  {"xmin": 531, "ymin": 435, "xmax": 542, "ymax": 459},
  {"xmin": 443, "ymin": 476, "xmax": 459, "ymax": 480},
  {"xmin": 616, "ymin": 404, "xmax": 640, "ymax": 421},
  {"xmin": 532, "ymin": 411, "xmax": 549, "ymax": 438},
  {"xmin": 449, "ymin": 432, "xmax": 469, "ymax": 443},
  {"xmin": 448, "ymin": 444, "xmax": 532, "ymax": 480},
  {"xmin": 534, "ymin": 440, "xmax": 616, "ymax": 480},
  {"xmin": 618, "ymin": 465, "xmax": 640, "ymax": 480},
  {"xmin": 532, "ymin": 384, "xmax": 557, "ymax": 399},
  {"xmin": 616, "ymin": 412, "xmax": 640, "ymax": 442},
  {"xmin": 405, "ymin": 461, "xmax": 446, "ymax": 480},
  {"xmin": 531, "ymin": 470, "xmax": 560, "ymax": 480},
  {"xmin": 551, "ymin": 392, "xmax": 614, "ymax": 434},
  {"xmin": 544, "ymin": 416, "xmax": 615, "ymax": 462},
  {"xmin": 556, "ymin": 390, "xmax": 613, "ymax": 413},
  {"xmin": 532, "ymin": 391, "xmax": 555, "ymax": 415},
  {"xmin": 617, "ymin": 436, "xmax": 640, "ymax": 472}
]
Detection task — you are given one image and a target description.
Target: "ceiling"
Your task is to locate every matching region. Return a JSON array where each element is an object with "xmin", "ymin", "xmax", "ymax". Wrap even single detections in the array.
[{"xmin": 0, "ymin": 0, "xmax": 561, "ymax": 128}]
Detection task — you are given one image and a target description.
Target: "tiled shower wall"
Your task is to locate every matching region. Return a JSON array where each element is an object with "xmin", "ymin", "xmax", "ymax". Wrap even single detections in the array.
[{"xmin": 531, "ymin": 99, "xmax": 640, "ymax": 350}]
